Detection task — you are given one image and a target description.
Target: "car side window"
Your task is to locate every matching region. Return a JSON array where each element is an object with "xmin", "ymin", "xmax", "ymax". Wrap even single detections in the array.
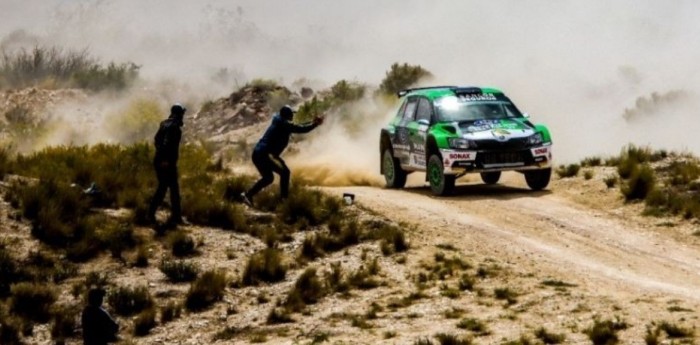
[
  {"xmin": 403, "ymin": 98, "xmax": 418, "ymax": 121},
  {"xmin": 416, "ymin": 98, "xmax": 432, "ymax": 123}
]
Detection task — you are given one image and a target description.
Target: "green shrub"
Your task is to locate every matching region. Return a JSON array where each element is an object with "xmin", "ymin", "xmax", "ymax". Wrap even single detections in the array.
[
  {"xmin": 134, "ymin": 246, "xmax": 149, "ymax": 268},
  {"xmin": 168, "ymin": 230, "xmax": 197, "ymax": 257},
  {"xmin": 494, "ymin": 287, "xmax": 518, "ymax": 305},
  {"xmin": 581, "ymin": 156, "xmax": 603, "ymax": 167},
  {"xmin": 667, "ymin": 161, "xmax": 700, "ymax": 186},
  {"xmin": 283, "ymin": 268, "xmax": 326, "ymax": 313},
  {"xmin": 51, "ymin": 304, "xmax": 78, "ymax": 341},
  {"xmin": 160, "ymin": 301, "xmax": 181, "ymax": 324},
  {"xmin": 0, "ymin": 46, "xmax": 138, "ymax": 91},
  {"xmin": 622, "ymin": 164, "xmax": 655, "ymax": 201},
  {"xmin": 277, "ymin": 187, "xmax": 341, "ymax": 226},
  {"xmin": 378, "ymin": 62, "xmax": 433, "ymax": 96},
  {"xmin": 657, "ymin": 321, "xmax": 694, "ymax": 338},
  {"xmin": 185, "ymin": 270, "xmax": 228, "ymax": 312},
  {"xmin": 457, "ymin": 318, "xmax": 489, "ymax": 335},
  {"xmin": 583, "ymin": 170, "xmax": 594, "ymax": 180},
  {"xmin": 585, "ymin": 318, "xmax": 628, "ymax": 345},
  {"xmin": 242, "ymin": 248, "xmax": 287, "ymax": 286},
  {"xmin": 0, "ymin": 146, "xmax": 10, "ymax": 179},
  {"xmin": 159, "ymin": 260, "xmax": 200, "ymax": 283},
  {"xmin": 0, "ymin": 248, "xmax": 24, "ymax": 297},
  {"xmin": 534, "ymin": 327, "xmax": 566, "ymax": 344},
  {"xmin": 364, "ymin": 220, "xmax": 409, "ymax": 255},
  {"xmin": 267, "ymin": 307, "xmax": 294, "ymax": 325},
  {"xmin": 555, "ymin": 164, "xmax": 580, "ymax": 178},
  {"xmin": 434, "ymin": 333, "xmax": 473, "ymax": 345},
  {"xmin": 0, "ymin": 316, "xmax": 22, "ymax": 345},
  {"xmin": 107, "ymin": 286, "xmax": 154, "ymax": 316},
  {"xmin": 10, "ymin": 282, "xmax": 57, "ymax": 323},
  {"xmin": 329, "ymin": 80, "xmax": 365, "ymax": 102},
  {"xmin": 133, "ymin": 308, "xmax": 157, "ymax": 336},
  {"xmin": 604, "ymin": 175, "xmax": 618, "ymax": 188}
]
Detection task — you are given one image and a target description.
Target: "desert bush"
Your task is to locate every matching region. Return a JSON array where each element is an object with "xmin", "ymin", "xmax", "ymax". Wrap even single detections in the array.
[
  {"xmin": 330, "ymin": 80, "xmax": 365, "ymax": 102},
  {"xmin": 159, "ymin": 259, "xmax": 200, "ymax": 283},
  {"xmin": 51, "ymin": 304, "xmax": 78, "ymax": 341},
  {"xmin": 581, "ymin": 156, "xmax": 603, "ymax": 167},
  {"xmin": 267, "ymin": 307, "xmax": 294, "ymax": 325},
  {"xmin": 160, "ymin": 301, "xmax": 181, "ymax": 324},
  {"xmin": 457, "ymin": 318, "xmax": 489, "ymax": 335},
  {"xmin": 185, "ymin": 270, "xmax": 228, "ymax": 312},
  {"xmin": 364, "ymin": 220, "xmax": 409, "ymax": 255},
  {"xmin": 346, "ymin": 258, "xmax": 381, "ymax": 290},
  {"xmin": 0, "ymin": 316, "xmax": 22, "ymax": 345},
  {"xmin": 134, "ymin": 246, "xmax": 149, "ymax": 267},
  {"xmin": 0, "ymin": 46, "xmax": 138, "ymax": 91},
  {"xmin": 133, "ymin": 308, "xmax": 157, "ymax": 336},
  {"xmin": 242, "ymin": 248, "xmax": 287, "ymax": 286},
  {"xmin": 667, "ymin": 161, "xmax": 700, "ymax": 186},
  {"xmin": 657, "ymin": 321, "xmax": 694, "ymax": 338},
  {"xmin": 494, "ymin": 287, "xmax": 518, "ymax": 305},
  {"xmin": 534, "ymin": 327, "xmax": 566, "ymax": 344},
  {"xmin": 0, "ymin": 146, "xmax": 11, "ymax": 179},
  {"xmin": 622, "ymin": 164, "xmax": 655, "ymax": 201},
  {"xmin": 585, "ymin": 317, "xmax": 628, "ymax": 345},
  {"xmin": 283, "ymin": 268, "xmax": 326, "ymax": 313},
  {"xmin": 583, "ymin": 170, "xmax": 594, "ymax": 180},
  {"xmin": 604, "ymin": 175, "xmax": 618, "ymax": 188},
  {"xmin": 0, "ymin": 248, "xmax": 24, "ymax": 297},
  {"xmin": 277, "ymin": 187, "xmax": 342, "ymax": 226},
  {"xmin": 10, "ymin": 282, "xmax": 57, "ymax": 323},
  {"xmin": 434, "ymin": 333, "xmax": 473, "ymax": 345},
  {"xmin": 107, "ymin": 286, "xmax": 154, "ymax": 317},
  {"xmin": 168, "ymin": 230, "xmax": 197, "ymax": 257},
  {"xmin": 555, "ymin": 164, "xmax": 580, "ymax": 178},
  {"xmin": 378, "ymin": 62, "xmax": 433, "ymax": 96}
]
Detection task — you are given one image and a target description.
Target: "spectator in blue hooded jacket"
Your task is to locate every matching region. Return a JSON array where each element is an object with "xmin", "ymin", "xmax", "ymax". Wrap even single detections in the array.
[{"xmin": 241, "ymin": 105, "xmax": 323, "ymax": 206}]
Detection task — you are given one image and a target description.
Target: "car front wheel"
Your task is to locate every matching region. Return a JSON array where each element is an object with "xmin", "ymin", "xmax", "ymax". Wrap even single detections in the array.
[
  {"xmin": 428, "ymin": 154, "xmax": 455, "ymax": 196},
  {"xmin": 382, "ymin": 148, "xmax": 407, "ymax": 188},
  {"xmin": 524, "ymin": 168, "xmax": 551, "ymax": 190}
]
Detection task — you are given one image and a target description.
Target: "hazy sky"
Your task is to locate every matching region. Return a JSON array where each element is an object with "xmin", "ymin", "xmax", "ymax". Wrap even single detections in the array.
[{"xmin": 3, "ymin": 0, "xmax": 700, "ymax": 159}]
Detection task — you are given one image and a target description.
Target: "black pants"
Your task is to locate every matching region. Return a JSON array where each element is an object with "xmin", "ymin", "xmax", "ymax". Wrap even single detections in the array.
[
  {"xmin": 148, "ymin": 162, "xmax": 181, "ymax": 221},
  {"xmin": 247, "ymin": 149, "xmax": 290, "ymax": 199}
]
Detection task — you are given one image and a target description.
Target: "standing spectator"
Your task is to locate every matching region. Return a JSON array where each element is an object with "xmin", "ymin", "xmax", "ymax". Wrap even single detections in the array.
[{"xmin": 148, "ymin": 104, "xmax": 186, "ymax": 224}]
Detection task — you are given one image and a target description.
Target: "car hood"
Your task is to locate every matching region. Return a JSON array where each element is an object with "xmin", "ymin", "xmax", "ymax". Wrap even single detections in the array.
[{"xmin": 456, "ymin": 118, "xmax": 535, "ymax": 140}]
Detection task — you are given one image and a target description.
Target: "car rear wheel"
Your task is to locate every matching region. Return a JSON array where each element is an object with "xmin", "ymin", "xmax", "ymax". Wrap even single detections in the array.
[
  {"xmin": 382, "ymin": 148, "xmax": 407, "ymax": 188},
  {"xmin": 428, "ymin": 154, "xmax": 455, "ymax": 196},
  {"xmin": 525, "ymin": 168, "xmax": 551, "ymax": 190},
  {"xmin": 480, "ymin": 171, "xmax": 501, "ymax": 185}
]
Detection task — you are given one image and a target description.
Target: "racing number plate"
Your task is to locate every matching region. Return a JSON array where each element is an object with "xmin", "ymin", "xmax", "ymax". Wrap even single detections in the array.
[{"xmin": 482, "ymin": 152, "xmax": 524, "ymax": 165}]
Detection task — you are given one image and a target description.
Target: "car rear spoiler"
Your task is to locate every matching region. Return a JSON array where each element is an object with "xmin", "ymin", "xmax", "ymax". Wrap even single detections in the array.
[{"xmin": 397, "ymin": 85, "xmax": 457, "ymax": 98}]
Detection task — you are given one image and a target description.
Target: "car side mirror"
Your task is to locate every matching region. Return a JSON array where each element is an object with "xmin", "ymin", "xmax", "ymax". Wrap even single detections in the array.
[
  {"xmin": 523, "ymin": 112, "xmax": 530, "ymax": 118},
  {"xmin": 417, "ymin": 119, "xmax": 430, "ymax": 126}
]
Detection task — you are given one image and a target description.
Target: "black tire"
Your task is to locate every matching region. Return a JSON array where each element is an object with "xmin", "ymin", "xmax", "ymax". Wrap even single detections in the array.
[
  {"xmin": 480, "ymin": 171, "xmax": 501, "ymax": 185},
  {"xmin": 525, "ymin": 168, "xmax": 551, "ymax": 191},
  {"xmin": 382, "ymin": 148, "xmax": 407, "ymax": 188},
  {"xmin": 427, "ymin": 154, "xmax": 455, "ymax": 196}
]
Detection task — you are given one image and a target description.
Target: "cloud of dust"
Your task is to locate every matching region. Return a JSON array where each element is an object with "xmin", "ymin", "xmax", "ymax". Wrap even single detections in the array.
[
  {"xmin": 288, "ymin": 97, "xmax": 395, "ymax": 187},
  {"xmin": 3, "ymin": 0, "xmax": 700, "ymax": 164}
]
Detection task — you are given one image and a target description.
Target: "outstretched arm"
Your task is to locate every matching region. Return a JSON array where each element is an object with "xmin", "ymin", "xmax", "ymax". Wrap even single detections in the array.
[{"xmin": 285, "ymin": 116, "xmax": 324, "ymax": 133}]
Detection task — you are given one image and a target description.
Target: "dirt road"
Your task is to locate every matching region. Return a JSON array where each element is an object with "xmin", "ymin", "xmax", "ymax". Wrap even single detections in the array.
[{"xmin": 327, "ymin": 173, "xmax": 700, "ymax": 303}]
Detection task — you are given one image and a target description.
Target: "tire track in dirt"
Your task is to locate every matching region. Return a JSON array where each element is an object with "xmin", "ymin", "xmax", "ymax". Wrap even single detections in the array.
[{"xmin": 326, "ymin": 182, "xmax": 700, "ymax": 301}]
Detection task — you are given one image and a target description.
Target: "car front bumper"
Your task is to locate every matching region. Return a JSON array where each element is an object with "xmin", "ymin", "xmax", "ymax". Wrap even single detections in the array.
[{"xmin": 440, "ymin": 143, "xmax": 553, "ymax": 175}]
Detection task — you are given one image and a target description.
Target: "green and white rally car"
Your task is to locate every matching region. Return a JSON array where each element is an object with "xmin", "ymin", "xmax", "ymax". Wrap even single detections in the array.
[{"xmin": 379, "ymin": 86, "xmax": 553, "ymax": 195}]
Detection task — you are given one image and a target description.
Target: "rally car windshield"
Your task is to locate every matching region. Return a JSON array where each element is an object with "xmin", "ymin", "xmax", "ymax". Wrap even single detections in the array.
[{"xmin": 435, "ymin": 98, "xmax": 523, "ymax": 123}]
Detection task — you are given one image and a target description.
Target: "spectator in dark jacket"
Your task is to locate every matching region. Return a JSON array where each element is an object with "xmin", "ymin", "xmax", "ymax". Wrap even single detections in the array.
[
  {"xmin": 82, "ymin": 288, "xmax": 118, "ymax": 345},
  {"xmin": 148, "ymin": 104, "xmax": 185, "ymax": 224},
  {"xmin": 241, "ymin": 105, "xmax": 323, "ymax": 206}
]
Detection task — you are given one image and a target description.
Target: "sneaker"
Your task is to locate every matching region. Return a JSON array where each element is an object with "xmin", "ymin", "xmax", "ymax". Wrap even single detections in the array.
[{"xmin": 240, "ymin": 192, "xmax": 253, "ymax": 207}]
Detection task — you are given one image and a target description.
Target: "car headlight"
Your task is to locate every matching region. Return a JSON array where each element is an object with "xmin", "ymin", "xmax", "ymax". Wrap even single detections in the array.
[
  {"xmin": 526, "ymin": 133, "xmax": 543, "ymax": 146},
  {"xmin": 448, "ymin": 138, "xmax": 476, "ymax": 149}
]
